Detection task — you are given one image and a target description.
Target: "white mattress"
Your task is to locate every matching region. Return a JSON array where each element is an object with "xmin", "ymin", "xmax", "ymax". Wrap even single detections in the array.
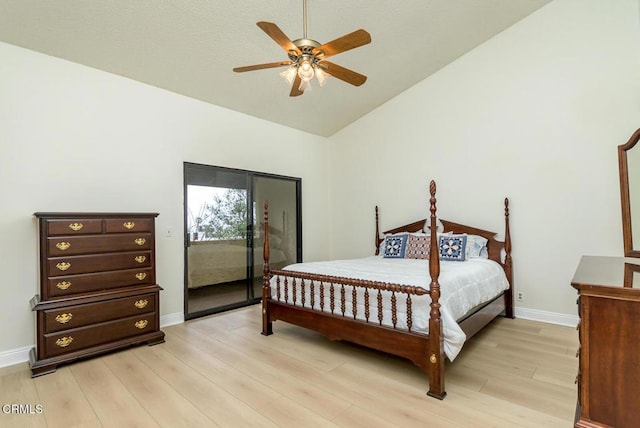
[{"xmin": 270, "ymin": 256, "xmax": 510, "ymax": 360}]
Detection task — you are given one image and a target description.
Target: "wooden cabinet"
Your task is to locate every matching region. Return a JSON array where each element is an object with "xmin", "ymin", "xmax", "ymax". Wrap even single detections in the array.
[
  {"xmin": 571, "ymin": 255, "xmax": 640, "ymax": 428},
  {"xmin": 30, "ymin": 213, "xmax": 165, "ymax": 377}
]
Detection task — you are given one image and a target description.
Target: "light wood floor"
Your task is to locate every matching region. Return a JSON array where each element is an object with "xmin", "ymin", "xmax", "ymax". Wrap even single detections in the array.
[{"xmin": 0, "ymin": 305, "xmax": 578, "ymax": 427}]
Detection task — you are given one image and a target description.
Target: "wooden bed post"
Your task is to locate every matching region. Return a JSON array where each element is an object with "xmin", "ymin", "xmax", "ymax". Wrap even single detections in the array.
[
  {"xmin": 427, "ymin": 180, "xmax": 446, "ymax": 399},
  {"xmin": 503, "ymin": 198, "xmax": 514, "ymax": 319},
  {"xmin": 374, "ymin": 206, "xmax": 380, "ymax": 256},
  {"xmin": 262, "ymin": 200, "xmax": 273, "ymax": 336}
]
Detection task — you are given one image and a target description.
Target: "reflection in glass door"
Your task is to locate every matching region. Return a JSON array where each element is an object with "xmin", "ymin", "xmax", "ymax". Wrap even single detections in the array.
[
  {"xmin": 252, "ymin": 176, "xmax": 300, "ymax": 300},
  {"xmin": 184, "ymin": 163, "xmax": 301, "ymax": 320}
]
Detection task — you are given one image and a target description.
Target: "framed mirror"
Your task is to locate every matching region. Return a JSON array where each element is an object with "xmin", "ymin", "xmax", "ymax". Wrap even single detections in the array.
[{"xmin": 619, "ymin": 128, "xmax": 640, "ymax": 258}]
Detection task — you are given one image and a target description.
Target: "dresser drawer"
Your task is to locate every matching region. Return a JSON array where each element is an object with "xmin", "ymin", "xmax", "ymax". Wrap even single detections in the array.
[
  {"xmin": 42, "ymin": 313, "xmax": 158, "ymax": 358},
  {"xmin": 46, "ymin": 219, "xmax": 103, "ymax": 236},
  {"xmin": 105, "ymin": 218, "xmax": 153, "ymax": 233},
  {"xmin": 43, "ymin": 293, "xmax": 157, "ymax": 333},
  {"xmin": 46, "ymin": 267, "xmax": 154, "ymax": 297},
  {"xmin": 48, "ymin": 233, "xmax": 152, "ymax": 256},
  {"xmin": 48, "ymin": 251, "xmax": 152, "ymax": 276}
]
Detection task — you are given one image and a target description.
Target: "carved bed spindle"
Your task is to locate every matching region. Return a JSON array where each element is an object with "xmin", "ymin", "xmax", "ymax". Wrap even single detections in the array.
[
  {"xmin": 364, "ymin": 288, "xmax": 370, "ymax": 322},
  {"xmin": 427, "ymin": 180, "xmax": 446, "ymax": 399},
  {"xmin": 310, "ymin": 280, "xmax": 315, "ymax": 308},
  {"xmin": 377, "ymin": 290, "xmax": 383, "ymax": 325},
  {"xmin": 352, "ymin": 287, "xmax": 358, "ymax": 320}
]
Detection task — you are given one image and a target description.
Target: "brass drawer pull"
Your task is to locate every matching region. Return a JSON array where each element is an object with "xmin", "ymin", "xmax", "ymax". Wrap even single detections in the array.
[
  {"xmin": 123, "ymin": 221, "xmax": 135, "ymax": 230},
  {"xmin": 55, "ymin": 336, "xmax": 73, "ymax": 348},
  {"xmin": 134, "ymin": 255, "xmax": 146, "ymax": 264},
  {"xmin": 56, "ymin": 262, "xmax": 71, "ymax": 271},
  {"xmin": 55, "ymin": 242, "xmax": 71, "ymax": 251},
  {"xmin": 135, "ymin": 272, "xmax": 147, "ymax": 281},
  {"xmin": 134, "ymin": 299, "xmax": 149, "ymax": 309},
  {"xmin": 135, "ymin": 320, "xmax": 148, "ymax": 329},
  {"xmin": 68, "ymin": 222, "xmax": 83, "ymax": 231},
  {"xmin": 56, "ymin": 281, "xmax": 72, "ymax": 290},
  {"xmin": 134, "ymin": 238, "xmax": 146, "ymax": 246},
  {"xmin": 55, "ymin": 313, "xmax": 73, "ymax": 324}
]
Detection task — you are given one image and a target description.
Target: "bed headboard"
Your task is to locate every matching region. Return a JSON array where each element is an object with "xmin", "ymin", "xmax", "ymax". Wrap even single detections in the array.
[{"xmin": 375, "ymin": 198, "xmax": 512, "ymax": 271}]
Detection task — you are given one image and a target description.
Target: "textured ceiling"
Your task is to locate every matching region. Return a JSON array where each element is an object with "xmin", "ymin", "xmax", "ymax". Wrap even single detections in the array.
[{"xmin": 0, "ymin": 0, "xmax": 552, "ymax": 137}]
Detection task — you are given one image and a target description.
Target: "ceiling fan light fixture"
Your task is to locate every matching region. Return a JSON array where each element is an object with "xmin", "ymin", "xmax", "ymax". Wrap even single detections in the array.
[
  {"xmin": 280, "ymin": 65, "xmax": 297, "ymax": 85},
  {"xmin": 297, "ymin": 57, "xmax": 315, "ymax": 81},
  {"xmin": 315, "ymin": 66, "xmax": 328, "ymax": 87},
  {"xmin": 299, "ymin": 78, "xmax": 312, "ymax": 92}
]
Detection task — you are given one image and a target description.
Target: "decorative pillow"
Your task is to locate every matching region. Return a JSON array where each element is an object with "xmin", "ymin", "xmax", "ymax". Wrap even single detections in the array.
[
  {"xmin": 378, "ymin": 232, "xmax": 404, "ymax": 255},
  {"xmin": 438, "ymin": 234, "xmax": 467, "ymax": 261},
  {"xmin": 466, "ymin": 234, "xmax": 489, "ymax": 259},
  {"xmin": 382, "ymin": 234, "xmax": 409, "ymax": 258},
  {"xmin": 405, "ymin": 233, "xmax": 430, "ymax": 259}
]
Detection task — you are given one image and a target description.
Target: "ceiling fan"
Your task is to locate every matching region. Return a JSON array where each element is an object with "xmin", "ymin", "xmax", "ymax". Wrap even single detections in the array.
[{"xmin": 233, "ymin": 0, "xmax": 371, "ymax": 97}]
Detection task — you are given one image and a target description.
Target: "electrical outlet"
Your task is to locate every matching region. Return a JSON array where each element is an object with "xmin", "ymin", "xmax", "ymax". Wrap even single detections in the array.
[{"xmin": 516, "ymin": 291, "xmax": 524, "ymax": 302}]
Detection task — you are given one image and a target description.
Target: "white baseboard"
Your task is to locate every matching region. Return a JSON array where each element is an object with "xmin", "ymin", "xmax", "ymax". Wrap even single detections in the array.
[
  {"xmin": 515, "ymin": 306, "xmax": 579, "ymax": 327},
  {"xmin": 0, "ymin": 346, "xmax": 32, "ymax": 370},
  {"xmin": 160, "ymin": 311, "xmax": 184, "ymax": 328},
  {"xmin": 0, "ymin": 312, "xmax": 185, "ymax": 369}
]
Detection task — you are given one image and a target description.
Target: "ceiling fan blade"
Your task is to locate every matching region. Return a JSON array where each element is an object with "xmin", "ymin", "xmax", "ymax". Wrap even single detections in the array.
[
  {"xmin": 257, "ymin": 21, "xmax": 301, "ymax": 55},
  {"xmin": 320, "ymin": 61, "xmax": 367, "ymax": 86},
  {"xmin": 312, "ymin": 29, "xmax": 371, "ymax": 59},
  {"xmin": 233, "ymin": 61, "xmax": 292, "ymax": 73},
  {"xmin": 290, "ymin": 74, "xmax": 304, "ymax": 97}
]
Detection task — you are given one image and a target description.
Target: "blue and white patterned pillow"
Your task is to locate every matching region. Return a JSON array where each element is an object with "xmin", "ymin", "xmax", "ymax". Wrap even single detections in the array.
[
  {"xmin": 382, "ymin": 234, "xmax": 408, "ymax": 258},
  {"xmin": 438, "ymin": 234, "xmax": 467, "ymax": 261}
]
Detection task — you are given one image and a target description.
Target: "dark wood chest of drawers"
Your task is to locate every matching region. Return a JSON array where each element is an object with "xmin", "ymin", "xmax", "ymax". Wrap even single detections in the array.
[
  {"xmin": 571, "ymin": 256, "xmax": 640, "ymax": 428},
  {"xmin": 30, "ymin": 212, "xmax": 165, "ymax": 377}
]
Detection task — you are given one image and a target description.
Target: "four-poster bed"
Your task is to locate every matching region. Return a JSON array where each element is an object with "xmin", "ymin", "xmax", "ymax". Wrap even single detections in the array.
[{"xmin": 260, "ymin": 180, "xmax": 513, "ymax": 399}]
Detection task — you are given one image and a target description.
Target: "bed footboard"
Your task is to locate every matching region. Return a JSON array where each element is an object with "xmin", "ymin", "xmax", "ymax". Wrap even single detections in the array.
[{"xmin": 264, "ymin": 270, "xmax": 434, "ymax": 362}]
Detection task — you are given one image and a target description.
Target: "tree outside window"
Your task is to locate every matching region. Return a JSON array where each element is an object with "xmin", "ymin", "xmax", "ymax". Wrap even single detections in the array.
[{"xmin": 188, "ymin": 187, "xmax": 247, "ymax": 241}]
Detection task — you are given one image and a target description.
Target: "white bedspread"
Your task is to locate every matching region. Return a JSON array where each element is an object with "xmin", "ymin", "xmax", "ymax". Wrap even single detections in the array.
[{"xmin": 270, "ymin": 256, "xmax": 509, "ymax": 360}]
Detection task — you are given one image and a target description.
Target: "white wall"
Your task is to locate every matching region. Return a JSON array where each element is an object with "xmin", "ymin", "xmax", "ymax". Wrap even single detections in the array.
[
  {"xmin": 0, "ymin": 41, "xmax": 330, "ymax": 357},
  {"xmin": 328, "ymin": 0, "xmax": 640, "ymax": 319}
]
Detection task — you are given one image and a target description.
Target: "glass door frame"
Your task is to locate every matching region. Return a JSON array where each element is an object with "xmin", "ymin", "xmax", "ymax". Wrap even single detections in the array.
[{"xmin": 183, "ymin": 162, "xmax": 302, "ymax": 320}]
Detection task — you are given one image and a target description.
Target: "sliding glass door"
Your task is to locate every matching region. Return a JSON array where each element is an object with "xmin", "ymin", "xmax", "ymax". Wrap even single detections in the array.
[{"xmin": 184, "ymin": 163, "xmax": 301, "ymax": 320}]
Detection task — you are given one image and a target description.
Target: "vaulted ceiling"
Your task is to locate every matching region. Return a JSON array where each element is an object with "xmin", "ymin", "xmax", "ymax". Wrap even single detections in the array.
[{"xmin": 0, "ymin": 0, "xmax": 552, "ymax": 137}]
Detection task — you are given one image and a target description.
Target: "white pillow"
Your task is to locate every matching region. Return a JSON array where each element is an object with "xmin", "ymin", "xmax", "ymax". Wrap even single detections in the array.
[
  {"xmin": 423, "ymin": 218, "xmax": 444, "ymax": 233},
  {"xmin": 466, "ymin": 234, "xmax": 489, "ymax": 258}
]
